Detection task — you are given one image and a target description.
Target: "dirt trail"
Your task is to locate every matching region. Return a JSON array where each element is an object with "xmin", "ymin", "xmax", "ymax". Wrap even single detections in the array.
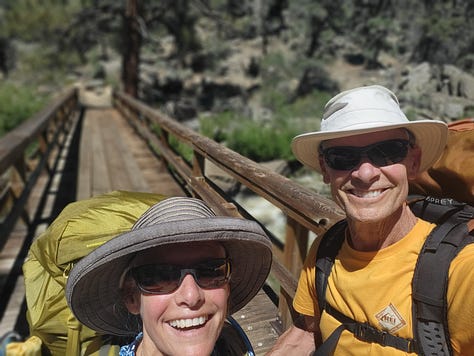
[{"xmin": 77, "ymin": 83, "xmax": 112, "ymax": 107}]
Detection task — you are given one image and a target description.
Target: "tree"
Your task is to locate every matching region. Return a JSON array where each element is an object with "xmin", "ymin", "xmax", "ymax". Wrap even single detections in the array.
[
  {"xmin": 122, "ymin": 0, "xmax": 142, "ymax": 97},
  {"xmin": 409, "ymin": 1, "xmax": 474, "ymax": 66},
  {"xmin": 60, "ymin": 0, "xmax": 206, "ymax": 96},
  {"xmin": 287, "ymin": 0, "xmax": 346, "ymax": 58},
  {"xmin": 347, "ymin": 0, "xmax": 395, "ymax": 69},
  {"xmin": 0, "ymin": 37, "xmax": 15, "ymax": 77}
]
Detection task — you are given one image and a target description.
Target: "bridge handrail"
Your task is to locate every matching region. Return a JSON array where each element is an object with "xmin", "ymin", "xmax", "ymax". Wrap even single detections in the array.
[
  {"xmin": 113, "ymin": 91, "xmax": 345, "ymax": 329},
  {"xmin": 0, "ymin": 87, "xmax": 79, "ymax": 251}
]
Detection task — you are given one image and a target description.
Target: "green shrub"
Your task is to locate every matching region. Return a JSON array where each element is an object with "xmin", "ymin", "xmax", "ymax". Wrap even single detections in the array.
[
  {"xmin": 199, "ymin": 111, "xmax": 300, "ymax": 162},
  {"xmin": 261, "ymin": 88, "xmax": 289, "ymax": 113},
  {"xmin": 4, "ymin": 0, "xmax": 80, "ymax": 42},
  {"xmin": 18, "ymin": 47, "xmax": 81, "ymax": 85},
  {"xmin": 260, "ymin": 52, "xmax": 295, "ymax": 88},
  {"xmin": 0, "ymin": 83, "xmax": 47, "ymax": 137},
  {"xmin": 198, "ymin": 89, "xmax": 332, "ymax": 162},
  {"xmin": 226, "ymin": 119, "xmax": 298, "ymax": 161},
  {"xmin": 169, "ymin": 134, "xmax": 194, "ymax": 163},
  {"xmin": 199, "ymin": 111, "xmax": 236, "ymax": 142},
  {"xmin": 274, "ymin": 90, "xmax": 332, "ymax": 122},
  {"xmin": 150, "ymin": 124, "xmax": 194, "ymax": 163}
]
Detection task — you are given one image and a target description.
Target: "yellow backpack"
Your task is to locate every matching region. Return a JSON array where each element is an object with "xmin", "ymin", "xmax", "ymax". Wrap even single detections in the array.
[{"xmin": 9, "ymin": 191, "xmax": 165, "ymax": 356}]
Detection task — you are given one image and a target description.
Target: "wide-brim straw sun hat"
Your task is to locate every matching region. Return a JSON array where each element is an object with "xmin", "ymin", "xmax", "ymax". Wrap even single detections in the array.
[
  {"xmin": 292, "ymin": 85, "xmax": 448, "ymax": 173},
  {"xmin": 66, "ymin": 197, "xmax": 272, "ymax": 336}
]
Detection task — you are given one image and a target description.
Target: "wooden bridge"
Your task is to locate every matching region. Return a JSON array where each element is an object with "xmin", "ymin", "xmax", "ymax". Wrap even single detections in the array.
[{"xmin": 0, "ymin": 85, "xmax": 344, "ymax": 355}]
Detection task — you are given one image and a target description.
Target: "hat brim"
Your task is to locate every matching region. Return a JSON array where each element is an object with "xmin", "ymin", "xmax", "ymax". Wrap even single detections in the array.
[
  {"xmin": 292, "ymin": 120, "xmax": 448, "ymax": 173},
  {"xmin": 66, "ymin": 217, "xmax": 272, "ymax": 336}
]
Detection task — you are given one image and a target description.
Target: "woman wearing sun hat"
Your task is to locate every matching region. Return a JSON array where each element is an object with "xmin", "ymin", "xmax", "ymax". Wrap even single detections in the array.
[{"xmin": 66, "ymin": 197, "xmax": 272, "ymax": 356}]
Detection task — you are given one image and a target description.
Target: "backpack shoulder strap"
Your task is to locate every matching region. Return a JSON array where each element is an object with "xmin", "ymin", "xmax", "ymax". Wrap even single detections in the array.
[
  {"xmin": 315, "ymin": 219, "xmax": 347, "ymax": 313},
  {"xmin": 412, "ymin": 221, "xmax": 474, "ymax": 355}
]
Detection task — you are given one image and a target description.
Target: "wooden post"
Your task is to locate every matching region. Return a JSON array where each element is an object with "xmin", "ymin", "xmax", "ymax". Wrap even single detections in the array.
[
  {"xmin": 279, "ymin": 215, "xmax": 309, "ymax": 329},
  {"xmin": 192, "ymin": 151, "xmax": 205, "ymax": 178}
]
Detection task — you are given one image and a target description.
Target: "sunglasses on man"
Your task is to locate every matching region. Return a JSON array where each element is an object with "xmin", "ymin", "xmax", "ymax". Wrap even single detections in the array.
[
  {"xmin": 320, "ymin": 139, "xmax": 413, "ymax": 171},
  {"xmin": 130, "ymin": 258, "xmax": 231, "ymax": 295}
]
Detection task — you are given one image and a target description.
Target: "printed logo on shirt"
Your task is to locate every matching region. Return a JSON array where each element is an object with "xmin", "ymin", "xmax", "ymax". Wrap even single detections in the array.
[{"xmin": 375, "ymin": 303, "xmax": 406, "ymax": 333}]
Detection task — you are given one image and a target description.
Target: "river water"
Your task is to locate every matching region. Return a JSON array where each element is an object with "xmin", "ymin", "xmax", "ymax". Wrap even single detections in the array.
[{"xmin": 233, "ymin": 169, "xmax": 332, "ymax": 244}]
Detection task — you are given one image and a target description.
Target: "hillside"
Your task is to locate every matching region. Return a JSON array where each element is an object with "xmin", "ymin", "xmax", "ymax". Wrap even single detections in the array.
[{"xmin": 1, "ymin": 1, "xmax": 473, "ymax": 153}]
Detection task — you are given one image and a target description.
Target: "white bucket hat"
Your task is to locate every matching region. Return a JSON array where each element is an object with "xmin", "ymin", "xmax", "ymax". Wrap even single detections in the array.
[{"xmin": 292, "ymin": 85, "xmax": 448, "ymax": 173}]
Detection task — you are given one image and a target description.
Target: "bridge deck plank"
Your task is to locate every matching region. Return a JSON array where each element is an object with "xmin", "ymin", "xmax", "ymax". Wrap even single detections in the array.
[{"xmin": 77, "ymin": 108, "xmax": 184, "ymax": 199}]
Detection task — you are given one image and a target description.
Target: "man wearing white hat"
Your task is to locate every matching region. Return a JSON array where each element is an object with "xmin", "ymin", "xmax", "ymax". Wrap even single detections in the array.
[{"xmin": 268, "ymin": 85, "xmax": 474, "ymax": 355}]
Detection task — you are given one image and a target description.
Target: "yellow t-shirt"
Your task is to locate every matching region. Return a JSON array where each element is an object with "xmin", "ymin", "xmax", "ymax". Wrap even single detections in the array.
[{"xmin": 293, "ymin": 219, "xmax": 474, "ymax": 355}]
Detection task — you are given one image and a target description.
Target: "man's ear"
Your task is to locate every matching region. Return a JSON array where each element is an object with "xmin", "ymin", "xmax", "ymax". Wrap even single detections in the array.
[{"xmin": 407, "ymin": 146, "xmax": 422, "ymax": 179}]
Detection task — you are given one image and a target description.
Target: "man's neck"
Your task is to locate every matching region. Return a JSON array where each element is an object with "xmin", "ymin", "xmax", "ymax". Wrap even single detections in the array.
[{"xmin": 346, "ymin": 205, "xmax": 418, "ymax": 251}]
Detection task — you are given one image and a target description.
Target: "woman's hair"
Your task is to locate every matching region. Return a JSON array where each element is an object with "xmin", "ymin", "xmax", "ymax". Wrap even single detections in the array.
[{"xmin": 117, "ymin": 273, "xmax": 142, "ymax": 333}]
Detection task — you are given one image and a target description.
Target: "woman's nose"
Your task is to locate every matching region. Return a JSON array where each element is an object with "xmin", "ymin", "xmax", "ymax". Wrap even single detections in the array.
[{"xmin": 174, "ymin": 273, "xmax": 205, "ymax": 308}]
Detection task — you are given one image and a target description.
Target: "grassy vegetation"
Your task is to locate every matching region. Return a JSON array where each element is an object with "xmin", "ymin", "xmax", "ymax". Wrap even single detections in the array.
[
  {"xmin": 0, "ymin": 83, "xmax": 47, "ymax": 137},
  {"xmin": 169, "ymin": 134, "xmax": 194, "ymax": 163},
  {"xmin": 199, "ymin": 89, "xmax": 330, "ymax": 162},
  {"xmin": 3, "ymin": 0, "xmax": 81, "ymax": 42},
  {"xmin": 227, "ymin": 120, "xmax": 298, "ymax": 161},
  {"xmin": 0, "ymin": 0, "xmax": 83, "ymax": 138}
]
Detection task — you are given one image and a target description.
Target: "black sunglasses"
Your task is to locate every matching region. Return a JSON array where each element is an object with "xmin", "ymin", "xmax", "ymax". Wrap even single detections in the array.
[
  {"xmin": 131, "ymin": 258, "xmax": 231, "ymax": 295},
  {"xmin": 320, "ymin": 139, "xmax": 412, "ymax": 171}
]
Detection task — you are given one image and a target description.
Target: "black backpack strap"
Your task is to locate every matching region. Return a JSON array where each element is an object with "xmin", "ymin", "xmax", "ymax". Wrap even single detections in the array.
[
  {"xmin": 313, "ymin": 220, "xmax": 346, "ymax": 355},
  {"xmin": 412, "ymin": 221, "xmax": 474, "ymax": 356},
  {"xmin": 315, "ymin": 219, "xmax": 347, "ymax": 313},
  {"xmin": 314, "ymin": 304, "xmax": 417, "ymax": 355}
]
